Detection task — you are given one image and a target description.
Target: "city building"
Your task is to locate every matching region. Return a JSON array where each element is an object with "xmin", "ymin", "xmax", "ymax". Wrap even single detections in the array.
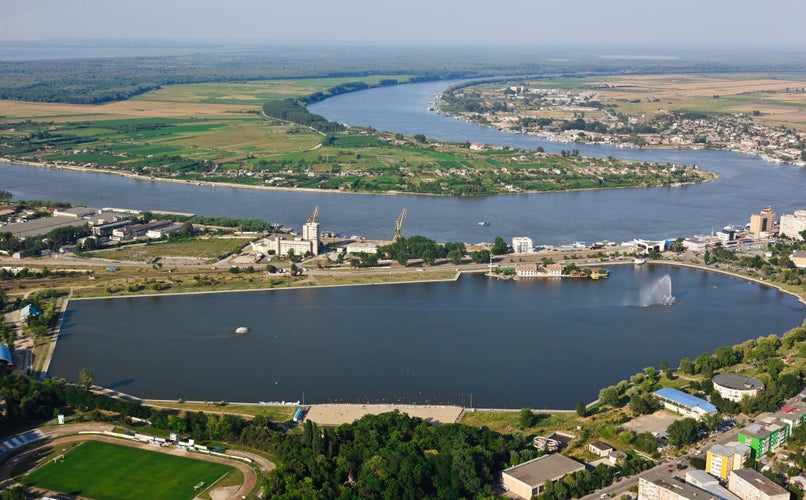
[
  {"xmin": 345, "ymin": 242, "xmax": 378, "ymax": 255},
  {"xmin": 515, "ymin": 263, "xmax": 538, "ymax": 277},
  {"xmin": 685, "ymin": 470, "xmax": 741, "ymax": 500},
  {"xmin": 712, "ymin": 373, "xmax": 765, "ymax": 402},
  {"xmin": 738, "ymin": 422, "xmax": 789, "ymax": 459},
  {"xmin": 792, "ymin": 250, "xmax": 806, "ymax": 269},
  {"xmin": 251, "ymin": 236, "xmax": 314, "ymax": 258},
  {"xmin": 500, "ymin": 454, "xmax": 585, "ymax": 499},
  {"xmin": 547, "ymin": 263, "xmax": 563, "ymax": 276},
  {"xmin": 749, "ymin": 206, "xmax": 776, "ymax": 238},
  {"xmin": 683, "ymin": 235, "xmax": 720, "ymax": 253},
  {"xmin": 779, "ymin": 209, "xmax": 806, "ymax": 240},
  {"xmin": 717, "ymin": 227, "xmax": 737, "ymax": 243},
  {"xmin": 653, "ymin": 388, "xmax": 718, "ymax": 420},
  {"xmin": 588, "ymin": 441, "xmax": 614, "ymax": 458},
  {"xmin": 728, "ymin": 468, "xmax": 789, "ymax": 500},
  {"xmin": 773, "ymin": 402, "xmax": 806, "ymax": 430},
  {"xmin": 511, "ymin": 236, "xmax": 534, "ymax": 254},
  {"xmin": 639, "ymin": 471, "xmax": 719, "ymax": 500},
  {"xmin": 705, "ymin": 443, "xmax": 750, "ymax": 479},
  {"xmin": 302, "ymin": 221, "xmax": 320, "ymax": 255},
  {"xmin": 19, "ymin": 304, "xmax": 41, "ymax": 322}
]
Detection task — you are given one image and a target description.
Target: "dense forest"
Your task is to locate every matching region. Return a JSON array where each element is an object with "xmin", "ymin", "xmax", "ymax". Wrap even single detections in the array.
[{"xmin": 4, "ymin": 45, "xmax": 806, "ymax": 104}]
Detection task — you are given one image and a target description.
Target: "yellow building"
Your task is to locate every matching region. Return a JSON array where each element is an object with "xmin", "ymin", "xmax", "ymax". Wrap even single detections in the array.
[
  {"xmin": 749, "ymin": 206, "xmax": 776, "ymax": 237},
  {"xmin": 705, "ymin": 442, "xmax": 750, "ymax": 479}
]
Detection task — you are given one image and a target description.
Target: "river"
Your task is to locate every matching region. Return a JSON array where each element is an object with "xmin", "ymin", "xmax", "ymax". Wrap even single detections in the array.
[
  {"xmin": 5, "ymin": 79, "xmax": 806, "ymax": 407},
  {"xmin": 2, "ymin": 82, "xmax": 805, "ymax": 245}
]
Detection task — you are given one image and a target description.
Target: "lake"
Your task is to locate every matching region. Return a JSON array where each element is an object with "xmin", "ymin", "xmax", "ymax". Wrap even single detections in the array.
[{"xmin": 48, "ymin": 266, "xmax": 805, "ymax": 408}]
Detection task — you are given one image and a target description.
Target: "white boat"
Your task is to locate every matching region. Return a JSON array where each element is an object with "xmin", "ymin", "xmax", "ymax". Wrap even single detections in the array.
[
  {"xmin": 235, "ymin": 326, "xmax": 249, "ymax": 334},
  {"xmin": 634, "ymin": 258, "xmax": 646, "ymax": 265},
  {"xmin": 477, "ymin": 221, "xmax": 489, "ymax": 226}
]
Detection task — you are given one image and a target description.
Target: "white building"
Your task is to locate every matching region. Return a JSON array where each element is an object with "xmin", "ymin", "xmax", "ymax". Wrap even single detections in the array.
[
  {"xmin": 639, "ymin": 471, "xmax": 719, "ymax": 500},
  {"xmin": 301, "ymin": 221, "xmax": 320, "ymax": 255},
  {"xmin": 500, "ymin": 454, "xmax": 585, "ymax": 500},
  {"xmin": 779, "ymin": 209, "xmax": 806, "ymax": 240},
  {"xmin": 251, "ymin": 236, "xmax": 314, "ymax": 258},
  {"xmin": 728, "ymin": 468, "xmax": 789, "ymax": 500},
  {"xmin": 512, "ymin": 236, "xmax": 534, "ymax": 254},
  {"xmin": 345, "ymin": 242, "xmax": 378, "ymax": 255},
  {"xmin": 685, "ymin": 470, "xmax": 741, "ymax": 500},
  {"xmin": 515, "ymin": 263, "xmax": 538, "ymax": 277},
  {"xmin": 712, "ymin": 373, "xmax": 764, "ymax": 402}
]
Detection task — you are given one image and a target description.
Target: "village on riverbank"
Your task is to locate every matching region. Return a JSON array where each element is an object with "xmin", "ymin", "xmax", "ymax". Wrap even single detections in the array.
[{"xmin": 438, "ymin": 73, "xmax": 806, "ymax": 167}]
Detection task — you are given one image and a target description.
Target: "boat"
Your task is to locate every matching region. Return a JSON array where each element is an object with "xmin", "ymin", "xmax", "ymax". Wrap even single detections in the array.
[
  {"xmin": 477, "ymin": 221, "xmax": 489, "ymax": 226},
  {"xmin": 235, "ymin": 326, "xmax": 249, "ymax": 334},
  {"xmin": 634, "ymin": 258, "xmax": 646, "ymax": 265}
]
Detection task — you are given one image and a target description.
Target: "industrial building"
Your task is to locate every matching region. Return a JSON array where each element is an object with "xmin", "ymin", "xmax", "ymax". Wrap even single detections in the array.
[
  {"xmin": 653, "ymin": 388, "xmax": 718, "ymax": 420},
  {"xmin": 251, "ymin": 236, "xmax": 315, "ymax": 258},
  {"xmin": 705, "ymin": 442, "xmax": 750, "ymax": 479},
  {"xmin": 711, "ymin": 373, "xmax": 764, "ymax": 402},
  {"xmin": 500, "ymin": 454, "xmax": 585, "ymax": 499},
  {"xmin": 728, "ymin": 469, "xmax": 789, "ymax": 500},
  {"xmin": 749, "ymin": 206, "xmax": 776, "ymax": 237},
  {"xmin": 779, "ymin": 209, "xmax": 806, "ymax": 240},
  {"xmin": 111, "ymin": 220, "xmax": 174, "ymax": 241}
]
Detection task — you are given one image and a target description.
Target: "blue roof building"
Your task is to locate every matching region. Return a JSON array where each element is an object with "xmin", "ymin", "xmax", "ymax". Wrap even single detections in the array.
[
  {"xmin": 0, "ymin": 344, "xmax": 12, "ymax": 366},
  {"xmin": 654, "ymin": 388, "xmax": 718, "ymax": 420},
  {"xmin": 20, "ymin": 304, "xmax": 41, "ymax": 321}
]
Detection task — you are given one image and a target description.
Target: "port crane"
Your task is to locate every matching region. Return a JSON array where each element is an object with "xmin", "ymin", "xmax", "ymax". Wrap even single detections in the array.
[
  {"xmin": 393, "ymin": 208, "xmax": 407, "ymax": 241},
  {"xmin": 307, "ymin": 205, "xmax": 319, "ymax": 224}
]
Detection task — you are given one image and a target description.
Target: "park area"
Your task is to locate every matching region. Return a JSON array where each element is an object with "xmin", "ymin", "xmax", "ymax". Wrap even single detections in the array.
[{"xmin": 22, "ymin": 440, "xmax": 238, "ymax": 500}]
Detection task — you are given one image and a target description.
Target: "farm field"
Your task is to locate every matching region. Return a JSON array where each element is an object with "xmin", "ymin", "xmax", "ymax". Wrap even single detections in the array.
[
  {"xmin": 0, "ymin": 75, "xmax": 713, "ymax": 195},
  {"xmin": 448, "ymin": 72, "xmax": 806, "ymax": 130},
  {"xmin": 22, "ymin": 440, "xmax": 238, "ymax": 500}
]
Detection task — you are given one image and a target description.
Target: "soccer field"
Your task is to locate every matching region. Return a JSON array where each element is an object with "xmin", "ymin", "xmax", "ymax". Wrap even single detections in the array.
[{"xmin": 23, "ymin": 440, "xmax": 239, "ymax": 500}]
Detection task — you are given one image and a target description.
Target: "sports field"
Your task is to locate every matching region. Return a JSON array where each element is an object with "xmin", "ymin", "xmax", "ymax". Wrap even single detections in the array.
[{"xmin": 22, "ymin": 440, "xmax": 237, "ymax": 500}]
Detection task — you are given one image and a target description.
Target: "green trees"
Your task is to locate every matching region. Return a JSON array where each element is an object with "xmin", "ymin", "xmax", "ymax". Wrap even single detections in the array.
[
  {"xmin": 576, "ymin": 401, "xmax": 587, "ymax": 417},
  {"xmin": 78, "ymin": 368, "xmax": 94, "ymax": 391},
  {"xmin": 470, "ymin": 249, "xmax": 491, "ymax": 264},
  {"xmin": 491, "ymin": 236, "xmax": 509, "ymax": 255},
  {"xmin": 666, "ymin": 418, "xmax": 702, "ymax": 447},
  {"xmin": 519, "ymin": 407, "xmax": 535, "ymax": 428}
]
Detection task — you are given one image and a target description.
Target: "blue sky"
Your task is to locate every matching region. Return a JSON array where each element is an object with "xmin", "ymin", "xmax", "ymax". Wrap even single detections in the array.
[{"xmin": 2, "ymin": 0, "xmax": 805, "ymax": 47}]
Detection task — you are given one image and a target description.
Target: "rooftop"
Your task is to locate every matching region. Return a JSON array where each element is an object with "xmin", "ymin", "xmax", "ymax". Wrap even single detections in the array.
[
  {"xmin": 654, "ymin": 387, "xmax": 718, "ymax": 414},
  {"xmin": 730, "ymin": 468, "xmax": 789, "ymax": 496},
  {"xmin": 502, "ymin": 454, "xmax": 585, "ymax": 487},
  {"xmin": 712, "ymin": 373, "xmax": 764, "ymax": 391},
  {"xmin": 640, "ymin": 471, "xmax": 719, "ymax": 499}
]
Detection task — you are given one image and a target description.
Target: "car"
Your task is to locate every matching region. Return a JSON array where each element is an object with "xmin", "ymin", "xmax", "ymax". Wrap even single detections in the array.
[{"xmin": 601, "ymin": 494, "xmax": 610, "ymax": 499}]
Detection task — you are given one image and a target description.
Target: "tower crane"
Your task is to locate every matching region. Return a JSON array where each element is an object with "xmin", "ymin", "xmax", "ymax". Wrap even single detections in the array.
[
  {"xmin": 307, "ymin": 205, "xmax": 319, "ymax": 224},
  {"xmin": 393, "ymin": 208, "xmax": 407, "ymax": 241}
]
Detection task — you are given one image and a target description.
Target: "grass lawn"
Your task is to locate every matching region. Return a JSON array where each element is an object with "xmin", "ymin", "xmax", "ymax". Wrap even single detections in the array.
[
  {"xmin": 88, "ymin": 237, "xmax": 253, "ymax": 263},
  {"xmin": 23, "ymin": 440, "xmax": 238, "ymax": 500}
]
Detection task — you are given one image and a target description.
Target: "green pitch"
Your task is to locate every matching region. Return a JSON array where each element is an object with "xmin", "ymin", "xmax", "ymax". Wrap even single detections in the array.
[{"xmin": 23, "ymin": 440, "xmax": 237, "ymax": 500}]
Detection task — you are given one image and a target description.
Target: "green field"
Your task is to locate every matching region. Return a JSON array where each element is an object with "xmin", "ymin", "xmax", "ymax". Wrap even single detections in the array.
[{"xmin": 23, "ymin": 440, "xmax": 237, "ymax": 500}]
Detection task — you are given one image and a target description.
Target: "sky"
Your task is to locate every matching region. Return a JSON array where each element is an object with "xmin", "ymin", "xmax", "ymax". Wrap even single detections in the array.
[{"xmin": 1, "ymin": 0, "xmax": 805, "ymax": 48}]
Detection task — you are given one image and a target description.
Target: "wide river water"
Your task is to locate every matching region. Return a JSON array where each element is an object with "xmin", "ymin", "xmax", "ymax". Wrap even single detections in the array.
[
  {"xmin": 3, "ymin": 79, "xmax": 805, "ymax": 407},
  {"xmin": 50, "ymin": 266, "xmax": 804, "ymax": 408}
]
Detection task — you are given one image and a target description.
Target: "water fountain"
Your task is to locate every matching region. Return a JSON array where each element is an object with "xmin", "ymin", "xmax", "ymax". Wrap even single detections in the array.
[{"xmin": 639, "ymin": 274, "xmax": 675, "ymax": 306}]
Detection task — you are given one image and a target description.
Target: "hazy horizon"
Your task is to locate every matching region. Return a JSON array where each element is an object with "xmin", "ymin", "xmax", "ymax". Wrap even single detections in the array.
[{"xmin": 2, "ymin": 0, "xmax": 805, "ymax": 49}]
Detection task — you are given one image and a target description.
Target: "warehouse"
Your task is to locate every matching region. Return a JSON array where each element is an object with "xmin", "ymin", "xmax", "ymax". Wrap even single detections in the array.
[{"xmin": 653, "ymin": 388, "xmax": 717, "ymax": 420}]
